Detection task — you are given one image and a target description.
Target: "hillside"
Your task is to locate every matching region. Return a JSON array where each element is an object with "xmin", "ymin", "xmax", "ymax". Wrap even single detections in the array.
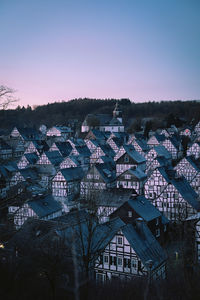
[{"xmin": 0, "ymin": 98, "xmax": 200, "ymax": 130}]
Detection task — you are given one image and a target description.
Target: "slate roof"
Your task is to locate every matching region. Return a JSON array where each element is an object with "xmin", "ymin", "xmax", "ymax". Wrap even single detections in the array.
[
  {"xmin": 60, "ymin": 167, "xmax": 84, "ymax": 182},
  {"xmin": 28, "ymin": 194, "xmax": 62, "ymax": 218},
  {"xmin": 43, "ymin": 151, "xmax": 64, "ymax": 166},
  {"xmin": 135, "ymin": 139, "xmax": 149, "ymax": 152},
  {"xmin": 75, "ymin": 145, "xmax": 91, "ymax": 157},
  {"xmin": 17, "ymin": 127, "xmax": 41, "ymax": 140},
  {"xmin": 95, "ymin": 163, "xmax": 116, "ymax": 183},
  {"xmin": 123, "ymin": 145, "xmax": 146, "ymax": 164},
  {"xmin": 89, "ymin": 129, "xmax": 107, "ymax": 140},
  {"xmin": 127, "ymin": 195, "xmax": 161, "ymax": 222},
  {"xmin": 128, "ymin": 167, "xmax": 147, "ymax": 180},
  {"xmin": 53, "ymin": 142, "xmax": 73, "ymax": 157},
  {"xmin": 154, "ymin": 133, "xmax": 166, "ymax": 143},
  {"xmin": 24, "ymin": 153, "xmax": 39, "ymax": 164},
  {"xmin": 171, "ymin": 177, "xmax": 200, "ymax": 211},
  {"xmin": 85, "ymin": 114, "xmax": 112, "ymax": 126},
  {"xmin": 121, "ymin": 222, "xmax": 167, "ymax": 271},
  {"xmin": 153, "ymin": 145, "xmax": 172, "ymax": 160}
]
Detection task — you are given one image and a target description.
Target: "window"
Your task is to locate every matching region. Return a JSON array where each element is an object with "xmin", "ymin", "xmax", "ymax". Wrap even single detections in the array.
[
  {"xmin": 125, "ymin": 174, "xmax": 131, "ymax": 180},
  {"xmin": 164, "ymin": 225, "xmax": 167, "ymax": 232},
  {"xmin": 104, "ymin": 255, "xmax": 109, "ymax": 264},
  {"xmin": 110, "ymin": 255, "xmax": 117, "ymax": 266},
  {"xmin": 117, "ymin": 257, "xmax": 123, "ymax": 266},
  {"xmin": 124, "ymin": 258, "xmax": 131, "ymax": 268},
  {"xmin": 156, "ymin": 218, "xmax": 159, "ymax": 225},
  {"xmin": 117, "ymin": 236, "xmax": 123, "ymax": 245},
  {"xmin": 128, "ymin": 211, "xmax": 132, "ymax": 218},
  {"xmin": 132, "ymin": 259, "xmax": 137, "ymax": 269},
  {"xmin": 156, "ymin": 229, "xmax": 160, "ymax": 237}
]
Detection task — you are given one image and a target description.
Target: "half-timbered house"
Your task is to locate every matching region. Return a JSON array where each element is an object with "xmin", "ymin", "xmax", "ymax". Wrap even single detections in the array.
[
  {"xmin": 115, "ymin": 145, "xmax": 146, "ymax": 176},
  {"xmin": 9, "ymin": 194, "xmax": 62, "ymax": 229},
  {"xmin": 116, "ymin": 167, "xmax": 147, "ymax": 194},
  {"xmin": 145, "ymin": 145, "xmax": 172, "ymax": 173},
  {"xmin": 17, "ymin": 153, "xmax": 39, "ymax": 169},
  {"xmin": 110, "ymin": 195, "xmax": 169, "ymax": 243},
  {"xmin": 94, "ymin": 218, "xmax": 167, "ymax": 282},
  {"xmin": 187, "ymin": 142, "xmax": 200, "ymax": 159},
  {"xmin": 48, "ymin": 141, "xmax": 73, "ymax": 157},
  {"xmin": 144, "ymin": 167, "xmax": 200, "ymax": 221},
  {"xmin": 80, "ymin": 163, "xmax": 116, "ymax": 198},
  {"xmin": 147, "ymin": 133, "xmax": 166, "ymax": 148},
  {"xmin": 52, "ymin": 167, "xmax": 84, "ymax": 210}
]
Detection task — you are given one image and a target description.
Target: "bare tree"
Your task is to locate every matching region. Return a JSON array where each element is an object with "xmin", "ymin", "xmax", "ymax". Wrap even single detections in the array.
[{"xmin": 0, "ymin": 85, "xmax": 18, "ymax": 109}]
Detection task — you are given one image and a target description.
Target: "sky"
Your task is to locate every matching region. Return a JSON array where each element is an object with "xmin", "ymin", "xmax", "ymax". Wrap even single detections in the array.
[{"xmin": 0, "ymin": 0, "xmax": 200, "ymax": 107}]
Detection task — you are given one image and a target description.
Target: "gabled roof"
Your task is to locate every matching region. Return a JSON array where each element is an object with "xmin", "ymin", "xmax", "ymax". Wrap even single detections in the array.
[
  {"xmin": 122, "ymin": 222, "xmax": 167, "ymax": 271},
  {"xmin": 154, "ymin": 133, "xmax": 166, "ymax": 143},
  {"xmin": 127, "ymin": 167, "xmax": 147, "ymax": 180},
  {"xmin": 123, "ymin": 145, "xmax": 146, "ymax": 164},
  {"xmin": 95, "ymin": 163, "xmax": 116, "ymax": 183},
  {"xmin": 17, "ymin": 127, "xmax": 41, "ymax": 140},
  {"xmin": 153, "ymin": 145, "xmax": 172, "ymax": 160},
  {"xmin": 44, "ymin": 151, "xmax": 63, "ymax": 166},
  {"xmin": 127, "ymin": 196, "xmax": 161, "ymax": 222},
  {"xmin": 52, "ymin": 142, "xmax": 73, "ymax": 157},
  {"xmin": 134, "ymin": 139, "xmax": 149, "ymax": 152},
  {"xmin": 75, "ymin": 145, "xmax": 91, "ymax": 157},
  {"xmin": 109, "ymin": 118, "xmax": 123, "ymax": 125},
  {"xmin": 60, "ymin": 167, "xmax": 84, "ymax": 182},
  {"xmin": 28, "ymin": 194, "xmax": 62, "ymax": 218},
  {"xmin": 53, "ymin": 126, "xmax": 72, "ymax": 133},
  {"xmin": 19, "ymin": 168, "xmax": 38, "ymax": 181},
  {"xmin": 24, "ymin": 153, "xmax": 39, "ymax": 164},
  {"xmin": 171, "ymin": 177, "xmax": 200, "ymax": 211},
  {"xmin": 98, "ymin": 144, "xmax": 116, "ymax": 157}
]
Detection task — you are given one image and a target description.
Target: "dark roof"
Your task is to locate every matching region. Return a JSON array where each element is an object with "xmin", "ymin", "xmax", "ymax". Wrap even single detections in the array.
[
  {"xmin": 95, "ymin": 163, "xmax": 116, "ymax": 183},
  {"xmin": 122, "ymin": 222, "xmax": 167, "ymax": 271},
  {"xmin": 44, "ymin": 151, "xmax": 63, "ymax": 166},
  {"xmin": 153, "ymin": 145, "xmax": 172, "ymax": 160},
  {"xmin": 24, "ymin": 153, "xmax": 39, "ymax": 164},
  {"xmin": 123, "ymin": 145, "xmax": 146, "ymax": 164},
  {"xmin": 171, "ymin": 177, "xmax": 200, "ymax": 211},
  {"xmin": 28, "ymin": 195, "xmax": 62, "ymax": 218},
  {"xmin": 127, "ymin": 196, "xmax": 161, "ymax": 222},
  {"xmin": 53, "ymin": 142, "xmax": 73, "ymax": 157},
  {"xmin": 128, "ymin": 167, "xmax": 147, "ymax": 180},
  {"xmin": 60, "ymin": 167, "xmax": 84, "ymax": 182}
]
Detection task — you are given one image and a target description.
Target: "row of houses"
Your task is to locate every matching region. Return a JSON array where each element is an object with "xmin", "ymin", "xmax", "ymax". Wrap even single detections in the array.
[{"xmin": 1, "ymin": 109, "xmax": 200, "ymax": 283}]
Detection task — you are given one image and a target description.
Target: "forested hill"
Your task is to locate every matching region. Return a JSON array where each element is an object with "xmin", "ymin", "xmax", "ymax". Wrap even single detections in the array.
[{"xmin": 0, "ymin": 98, "xmax": 200, "ymax": 130}]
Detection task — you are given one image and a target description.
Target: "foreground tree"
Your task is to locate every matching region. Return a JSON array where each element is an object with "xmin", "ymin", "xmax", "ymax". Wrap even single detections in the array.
[{"xmin": 0, "ymin": 85, "xmax": 18, "ymax": 109}]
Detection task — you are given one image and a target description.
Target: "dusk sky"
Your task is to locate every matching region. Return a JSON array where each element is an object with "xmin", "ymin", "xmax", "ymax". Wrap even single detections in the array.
[{"xmin": 0, "ymin": 0, "xmax": 200, "ymax": 107}]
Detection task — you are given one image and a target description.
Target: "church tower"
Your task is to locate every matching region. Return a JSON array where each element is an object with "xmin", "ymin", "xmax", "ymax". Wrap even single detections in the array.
[{"xmin": 113, "ymin": 101, "xmax": 122, "ymax": 123}]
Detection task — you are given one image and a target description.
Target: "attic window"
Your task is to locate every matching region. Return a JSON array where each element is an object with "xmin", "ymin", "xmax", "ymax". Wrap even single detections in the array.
[
  {"xmin": 124, "ymin": 155, "xmax": 129, "ymax": 163},
  {"xmin": 117, "ymin": 236, "xmax": 123, "ymax": 245},
  {"xmin": 43, "ymin": 202, "xmax": 48, "ymax": 206},
  {"xmin": 128, "ymin": 211, "xmax": 132, "ymax": 218}
]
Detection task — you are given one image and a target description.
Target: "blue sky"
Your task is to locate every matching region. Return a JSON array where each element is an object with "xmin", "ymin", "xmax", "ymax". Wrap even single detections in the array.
[{"xmin": 0, "ymin": 0, "xmax": 200, "ymax": 107}]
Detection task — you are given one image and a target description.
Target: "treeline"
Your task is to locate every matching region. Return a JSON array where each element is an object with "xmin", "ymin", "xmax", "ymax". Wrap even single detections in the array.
[{"xmin": 0, "ymin": 98, "xmax": 200, "ymax": 130}]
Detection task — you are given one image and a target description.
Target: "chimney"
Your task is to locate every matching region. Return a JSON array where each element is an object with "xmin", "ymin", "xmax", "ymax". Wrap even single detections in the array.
[
  {"xmin": 135, "ymin": 218, "xmax": 145, "ymax": 239},
  {"xmin": 130, "ymin": 190, "xmax": 138, "ymax": 199}
]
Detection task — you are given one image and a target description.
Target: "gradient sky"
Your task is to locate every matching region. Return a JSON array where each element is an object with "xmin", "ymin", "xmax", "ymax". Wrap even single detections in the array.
[{"xmin": 0, "ymin": 0, "xmax": 200, "ymax": 107}]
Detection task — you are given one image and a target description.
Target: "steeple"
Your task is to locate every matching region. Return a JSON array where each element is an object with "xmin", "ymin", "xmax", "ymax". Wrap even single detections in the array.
[{"xmin": 113, "ymin": 101, "xmax": 122, "ymax": 123}]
